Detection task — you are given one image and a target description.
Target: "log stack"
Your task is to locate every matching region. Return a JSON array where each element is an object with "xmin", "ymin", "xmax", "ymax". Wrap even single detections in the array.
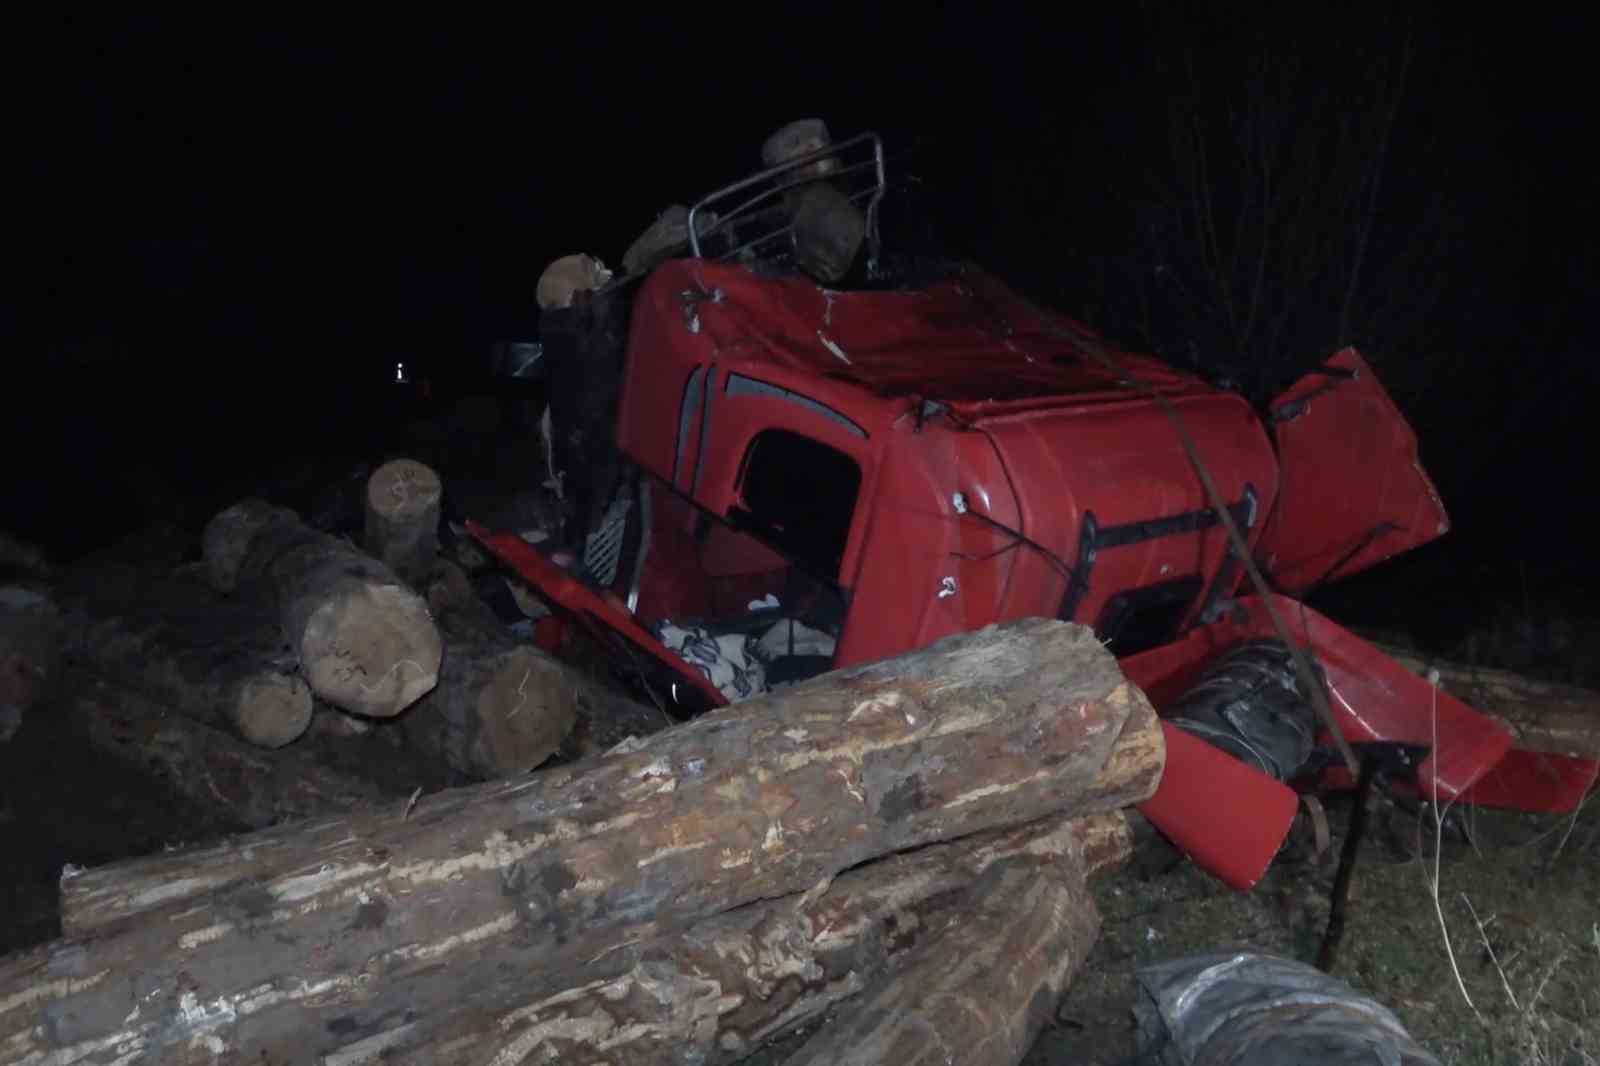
[
  {"xmin": 202, "ymin": 498, "xmax": 443, "ymax": 718},
  {"xmin": 65, "ymin": 595, "xmax": 313, "ymax": 749},
  {"xmin": 1, "ymin": 617, "xmax": 1164, "ymax": 1066}
]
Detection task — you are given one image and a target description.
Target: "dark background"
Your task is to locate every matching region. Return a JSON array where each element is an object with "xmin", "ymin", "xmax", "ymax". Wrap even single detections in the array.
[{"xmin": 9, "ymin": 5, "xmax": 1597, "ymax": 640}]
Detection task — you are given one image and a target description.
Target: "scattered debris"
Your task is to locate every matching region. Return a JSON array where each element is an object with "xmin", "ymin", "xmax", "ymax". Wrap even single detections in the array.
[{"xmin": 1134, "ymin": 951, "xmax": 1441, "ymax": 1065}]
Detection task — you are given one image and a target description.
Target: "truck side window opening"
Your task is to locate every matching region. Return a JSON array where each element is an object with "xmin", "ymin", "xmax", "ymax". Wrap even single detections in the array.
[{"xmin": 732, "ymin": 430, "xmax": 861, "ymax": 580}]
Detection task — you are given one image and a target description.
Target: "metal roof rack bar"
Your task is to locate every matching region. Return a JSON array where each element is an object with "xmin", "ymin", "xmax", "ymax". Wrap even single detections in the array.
[{"xmin": 687, "ymin": 132, "xmax": 885, "ymax": 269}]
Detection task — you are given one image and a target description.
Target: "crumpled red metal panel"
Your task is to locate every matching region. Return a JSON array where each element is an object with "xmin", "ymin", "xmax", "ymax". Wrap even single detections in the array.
[
  {"xmin": 1121, "ymin": 594, "xmax": 1514, "ymax": 803},
  {"xmin": 652, "ymin": 258, "xmax": 1202, "ymax": 409},
  {"xmin": 1255, "ymin": 348, "xmax": 1451, "ymax": 592}
]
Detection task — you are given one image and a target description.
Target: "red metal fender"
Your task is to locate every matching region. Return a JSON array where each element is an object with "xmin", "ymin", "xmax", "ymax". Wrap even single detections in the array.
[
  {"xmin": 1120, "ymin": 594, "xmax": 1514, "ymax": 803},
  {"xmin": 1121, "ymin": 594, "xmax": 1531, "ymax": 890},
  {"xmin": 1139, "ymin": 721, "xmax": 1301, "ymax": 891}
]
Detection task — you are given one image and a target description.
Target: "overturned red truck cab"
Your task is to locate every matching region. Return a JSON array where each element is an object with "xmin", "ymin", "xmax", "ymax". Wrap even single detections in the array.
[{"xmin": 469, "ymin": 128, "xmax": 1595, "ymax": 889}]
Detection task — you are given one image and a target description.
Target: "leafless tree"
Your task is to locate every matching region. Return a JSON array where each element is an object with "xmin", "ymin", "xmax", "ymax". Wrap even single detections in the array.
[{"xmin": 1104, "ymin": 2, "xmax": 1523, "ymax": 409}]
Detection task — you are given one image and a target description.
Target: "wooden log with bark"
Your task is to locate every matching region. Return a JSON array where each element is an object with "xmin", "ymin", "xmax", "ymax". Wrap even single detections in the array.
[
  {"xmin": 3, "ymin": 618, "xmax": 1163, "ymax": 1066},
  {"xmin": 398, "ymin": 560, "xmax": 579, "ymax": 777},
  {"xmin": 51, "ymin": 532, "xmax": 314, "ymax": 748},
  {"xmin": 64, "ymin": 598, "xmax": 313, "ymax": 749},
  {"xmin": 201, "ymin": 499, "xmax": 442, "ymax": 718},
  {"xmin": 1374, "ymin": 641, "xmax": 1600, "ymax": 759},
  {"xmin": 779, "ymin": 852, "xmax": 1099, "ymax": 1066},
  {"xmin": 363, "ymin": 458, "xmax": 441, "ymax": 583},
  {"xmin": 323, "ymin": 811, "xmax": 1130, "ymax": 1066}
]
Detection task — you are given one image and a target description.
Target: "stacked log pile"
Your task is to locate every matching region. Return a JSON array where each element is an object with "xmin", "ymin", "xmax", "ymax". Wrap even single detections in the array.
[
  {"xmin": 17, "ymin": 459, "xmax": 594, "ymax": 793},
  {"xmin": 0, "ymin": 617, "xmax": 1164, "ymax": 1066},
  {"xmin": 200, "ymin": 496, "xmax": 443, "ymax": 719}
]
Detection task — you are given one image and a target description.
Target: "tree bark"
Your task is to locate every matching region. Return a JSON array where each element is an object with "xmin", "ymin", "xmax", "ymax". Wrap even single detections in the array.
[
  {"xmin": 63, "ymin": 598, "xmax": 313, "ymax": 749},
  {"xmin": 779, "ymin": 852, "xmax": 1100, "ymax": 1066},
  {"xmin": 201, "ymin": 499, "xmax": 442, "ymax": 718},
  {"xmin": 363, "ymin": 458, "xmax": 441, "ymax": 583},
  {"xmin": 1, "ymin": 619, "xmax": 1162, "ymax": 1066},
  {"xmin": 54, "ymin": 538, "xmax": 312, "ymax": 748},
  {"xmin": 399, "ymin": 560, "xmax": 641, "ymax": 777},
  {"xmin": 400, "ymin": 624, "xmax": 578, "ymax": 778},
  {"xmin": 323, "ymin": 811, "xmax": 1128, "ymax": 1066},
  {"xmin": 1374, "ymin": 641, "xmax": 1600, "ymax": 758}
]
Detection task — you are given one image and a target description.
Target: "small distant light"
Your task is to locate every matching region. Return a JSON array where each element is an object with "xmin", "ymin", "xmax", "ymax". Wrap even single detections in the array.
[{"xmin": 394, "ymin": 361, "xmax": 409, "ymax": 384}]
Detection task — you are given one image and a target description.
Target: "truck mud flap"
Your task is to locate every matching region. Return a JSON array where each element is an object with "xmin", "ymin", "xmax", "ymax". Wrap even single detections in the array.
[{"xmin": 1139, "ymin": 721, "xmax": 1301, "ymax": 891}]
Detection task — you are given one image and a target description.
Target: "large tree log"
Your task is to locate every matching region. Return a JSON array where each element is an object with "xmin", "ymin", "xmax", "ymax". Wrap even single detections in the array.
[
  {"xmin": 201, "ymin": 499, "xmax": 442, "ymax": 717},
  {"xmin": 64, "ymin": 597, "xmax": 312, "ymax": 749},
  {"xmin": 1374, "ymin": 641, "xmax": 1600, "ymax": 758},
  {"xmin": 363, "ymin": 458, "xmax": 441, "ymax": 583},
  {"xmin": 323, "ymin": 811, "xmax": 1129, "ymax": 1066},
  {"xmin": 780, "ymin": 851, "xmax": 1100, "ymax": 1066},
  {"xmin": 53, "ymin": 536, "xmax": 313, "ymax": 748},
  {"xmin": 396, "ymin": 560, "xmax": 638, "ymax": 777},
  {"xmin": 2, "ymin": 619, "xmax": 1162, "ymax": 1065}
]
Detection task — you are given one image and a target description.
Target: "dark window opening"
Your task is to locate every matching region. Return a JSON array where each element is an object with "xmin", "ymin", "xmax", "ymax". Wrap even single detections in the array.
[
  {"xmin": 729, "ymin": 429, "xmax": 861, "ymax": 580},
  {"xmin": 1093, "ymin": 576, "xmax": 1204, "ymax": 657}
]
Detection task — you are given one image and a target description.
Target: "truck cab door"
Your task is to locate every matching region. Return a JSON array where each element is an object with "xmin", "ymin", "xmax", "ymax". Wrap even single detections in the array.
[{"xmin": 1254, "ymin": 348, "xmax": 1450, "ymax": 593}]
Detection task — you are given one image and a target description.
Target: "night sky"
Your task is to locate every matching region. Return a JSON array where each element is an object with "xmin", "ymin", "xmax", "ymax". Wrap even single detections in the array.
[{"xmin": 11, "ymin": 6, "xmax": 1599, "ymax": 587}]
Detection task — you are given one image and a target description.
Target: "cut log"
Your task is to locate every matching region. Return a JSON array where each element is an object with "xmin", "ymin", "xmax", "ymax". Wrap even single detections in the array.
[
  {"xmin": 54, "ymin": 543, "xmax": 313, "ymax": 748},
  {"xmin": 64, "ymin": 598, "xmax": 312, "ymax": 749},
  {"xmin": 398, "ymin": 560, "xmax": 636, "ymax": 777},
  {"xmin": 324, "ymin": 811, "xmax": 1128, "ymax": 1066},
  {"xmin": 363, "ymin": 458, "xmax": 441, "ymax": 583},
  {"xmin": 200, "ymin": 499, "xmax": 278, "ymax": 593},
  {"xmin": 1375, "ymin": 642, "xmax": 1600, "ymax": 759},
  {"xmin": 780, "ymin": 853, "xmax": 1099, "ymax": 1066},
  {"xmin": 4, "ymin": 619, "xmax": 1163, "ymax": 1065},
  {"xmin": 201, "ymin": 499, "xmax": 442, "ymax": 717},
  {"xmin": 401, "ymin": 621, "xmax": 577, "ymax": 778}
]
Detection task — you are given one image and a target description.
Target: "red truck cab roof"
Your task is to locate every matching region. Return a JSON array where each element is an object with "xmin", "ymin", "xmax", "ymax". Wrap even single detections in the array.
[{"xmin": 616, "ymin": 258, "xmax": 1287, "ymax": 667}]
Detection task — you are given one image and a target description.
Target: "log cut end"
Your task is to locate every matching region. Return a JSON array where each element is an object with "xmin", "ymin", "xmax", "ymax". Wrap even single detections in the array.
[
  {"xmin": 233, "ymin": 671, "xmax": 315, "ymax": 748},
  {"xmin": 472, "ymin": 647, "xmax": 580, "ymax": 773},
  {"xmin": 301, "ymin": 582, "xmax": 443, "ymax": 717},
  {"xmin": 365, "ymin": 459, "xmax": 442, "ymax": 582}
]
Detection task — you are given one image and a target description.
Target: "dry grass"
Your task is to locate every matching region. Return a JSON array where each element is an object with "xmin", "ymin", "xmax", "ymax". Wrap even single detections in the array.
[{"xmin": 1025, "ymin": 792, "xmax": 1600, "ymax": 1065}]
